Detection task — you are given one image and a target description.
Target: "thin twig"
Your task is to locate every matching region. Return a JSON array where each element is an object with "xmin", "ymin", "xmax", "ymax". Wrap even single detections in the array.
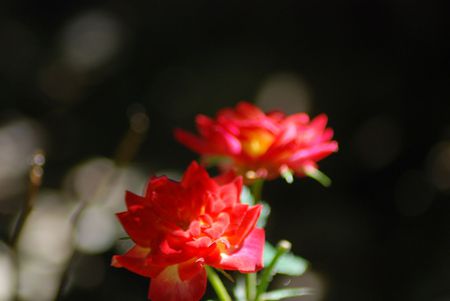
[
  {"xmin": 55, "ymin": 108, "xmax": 149, "ymax": 300},
  {"xmin": 10, "ymin": 150, "xmax": 45, "ymax": 247}
]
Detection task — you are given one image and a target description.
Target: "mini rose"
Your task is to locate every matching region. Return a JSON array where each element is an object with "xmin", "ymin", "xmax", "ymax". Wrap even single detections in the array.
[
  {"xmin": 175, "ymin": 102, "xmax": 338, "ymax": 183},
  {"xmin": 112, "ymin": 162, "xmax": 264, "ymax": 301}
]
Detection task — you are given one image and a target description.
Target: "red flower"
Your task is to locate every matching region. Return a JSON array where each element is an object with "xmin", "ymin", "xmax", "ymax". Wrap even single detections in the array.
[
  {"xmin": 112, "ymin": 162, "xmax": 264, "ymax": 301},
  {"xmin": 175, "ymin": 101, "xmax": 338, "ymax": 183}
]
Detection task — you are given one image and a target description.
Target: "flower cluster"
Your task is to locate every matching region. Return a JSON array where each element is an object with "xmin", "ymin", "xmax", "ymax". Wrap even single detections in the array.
[
  {"xmin": 113, "ymin": 101, "xmax": 337, "ymax": 301},
  {"xmin": 175, "ymin": 101, "xmax": 338, "ymax": 182},
  {"xmin": 112, "ymin": 162, "xmax": 264, "ymax": 301}
]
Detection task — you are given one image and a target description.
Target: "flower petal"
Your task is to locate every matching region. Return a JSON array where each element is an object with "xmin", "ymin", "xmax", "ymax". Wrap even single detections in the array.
[
  {"xmin": 235, "ymin": 101, "xmax": 264, "ymax": 118},
  {"xmin": 290, "ymin": 142, "xmax": 338, "ymax": 163},
  {"xmin": 196, "ymin": 114, "xmax": 214, "ymax": 136},
  {"xmin": 174, "ymin": 129, "xmax": 209, "ymax": 154},
  {"xmin": 228, "ymin": 204, "xmax": 262, "ymax": 246},
  {"xmin": 181, "ymin": 161, "xmax": 212, "ymax": 188},
  {"xmin": 149, "ymin": 262, "xmax": 207, "ymax": 301},
  {"xmin": 112, "ymin": 245, "xmax": 162, "ymax": 278},
  {"xmin": 117, "ymin": 211, "xmax": 152, "ymax": 247},
  {"xmin": 212, "ymin": 228, "xmax": 265, "ymax": 273},
  {"xmin": 125, "ymin": 190, "xmax": 146, "ymax": 208}
]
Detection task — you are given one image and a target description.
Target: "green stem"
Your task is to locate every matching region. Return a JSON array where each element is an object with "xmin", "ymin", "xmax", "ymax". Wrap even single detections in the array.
[
  {"xmin": 251, "ymin": 178, "xmax": 264, "ymax": 204},
  {"xmin": 245, "ymin": 179, "xmax": 265, "ymax": 301},
  {"xmin": 245, "ymin": 272, "xmax": 257, "ymax": 301},
  {"xmin": 206, "ymin": 266, "xmax": 232, "ymax": 301},
  {"xmin": 255, "ymin": 240, "xmax": 291, "ymax": 301}
]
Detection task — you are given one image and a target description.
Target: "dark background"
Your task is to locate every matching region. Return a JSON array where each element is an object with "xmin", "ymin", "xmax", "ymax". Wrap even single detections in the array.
[{"xmin": 1, "ymin": 1, "xmax": 450, "ymax": 300}]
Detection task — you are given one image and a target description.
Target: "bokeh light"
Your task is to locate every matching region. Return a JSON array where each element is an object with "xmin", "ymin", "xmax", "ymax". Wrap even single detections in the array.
[
  {"xmin": 0, "ymin": 243, "xmax": 16, "ymax": 301},
  {"xmin": 63, "ymin": 157, "xmax": 116, "ymax": 204},
  {"xmin": 255, "ymin": 73, "xmax": 312, "ymax": 114},
  {"xmin": 62, "ymin": 158, "xmax": 146, "ymax": 255},
  {"xmin": 17, "ymin": 191, "xmax": 73, "ymax": 265},
  {"xmin": 17, "ymin": 190, "xmax": 74, "ymax": 301},
  {"xmin": 60, "ymin": 10, "xmax": 124, "ymax": 73},
  {"xmin": 74, "ymin": 205, "xmax": 118, "ymax": 254},
  {"xmin": 0, "ymin": 118, "xmax": 45, "ymax": 204},
  {"xmin": 426, "ymin": 141, "xmax": 450, "ymax": 193},
  {"xmin": 395, "ymin": 170, "xmax": 435, "ymax": 216},
  {"xmin": 18, "ymin": 258, "xmax": 62, "ymax": 301},
  {"xmin": 353, "ymin": 115, "xmax": 402, "ymax": 170}
]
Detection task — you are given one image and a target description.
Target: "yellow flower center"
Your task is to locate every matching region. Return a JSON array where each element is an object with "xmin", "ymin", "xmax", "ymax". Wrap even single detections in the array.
[{"xmin": 242, "ymin": 130, "xmax": 275, "ymax": 158}]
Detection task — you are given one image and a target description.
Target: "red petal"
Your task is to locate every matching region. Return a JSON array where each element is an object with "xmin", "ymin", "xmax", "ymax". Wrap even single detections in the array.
[
  {"xmin": 181, "ymin": 161, "xmax": 213, "ymax": 189},
  {"xmin": 112, "ymin": 245, "xmax": 163, "ymax": 277},
  {"xmin": 204, "ymin": 212, "xmax": 230, "ymax": 239},
  {"xmin": 272, "ymin": 123, "xmax": 297, "ymax": 147},
  {"xmin": 196, "ymin": 114, "xmax": 214, "ymax": 137},
  {"xmin": 185, "ymin": 236, "xmax": 213, "ymax": 249},
  {"xmin": 213, "ymin": 127, "xmax": 242, "ymax": 154},
  {"xmin": 290, "ymin": 141, "xmax": 338, "ymax": 163},
  {"xmin": 211, "ymin": 228, "xmax": 265, "ymax": 273},
  {"xmin": 213, "ymin": 171, "xmax": 238, "ymax": 185},
  {"xmin": 235, "ymin": 101, "xmax": 264, "ymax": 118},
  {"xmin": 284, "ymin": 113, "xmax": 310, "ymax": 124},
  {"xmin": 149, "ymin": 262, "xmax": 207, "ymax": 301},
  {"xmin": 174, "ymin": 128, "xmax": 209, "ymax": 154},
  {"xmin": 117, "ymin": 211, "xmax": 152, "ymax": 247},
  {"xmin": 159, "ymin": 239, "xmax": 183, "ymax": 256},
  {"xmin": 228, "ymin": 204, "xmax": 262, "ymax": 246},
  {"xmin": 125, "ymin": 190, "xmax": 145, "ymax": 209},
  {"xmin": 218, "ymin": 177, "xmax": 242, "ymax": 209},
  {"xmin": 321, "ymin": 128, "xmax": 334, "ymax": 141},
  {"xmin": 226, "ymin": 203, "xmax": 250, "ymax": 233},
  {"xmin": 310, "ymin": 114, "xmax": 328, "ymax": 132},
  {"xmin": 178, "ymin": 260, "xmax": 205, "ymax": 281}
]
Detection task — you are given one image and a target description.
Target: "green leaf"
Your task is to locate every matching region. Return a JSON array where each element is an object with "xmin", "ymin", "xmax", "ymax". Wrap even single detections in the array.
[
  {"xmin": 240, "ymin": 185, "xmax": 254, "ymax": 205},
  {"xmin": 261, "ymin": 288, "xmax": 313, "ymax": 300},
  {"xmin": 257, "ymin": 201, "xmax": 271, "ymax": 228},
  {"xmin": 263, "ymin": 242, "xmax": 308, "ymax": 276}
]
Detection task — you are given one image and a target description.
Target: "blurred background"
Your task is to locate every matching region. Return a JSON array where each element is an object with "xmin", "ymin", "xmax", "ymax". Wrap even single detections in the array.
[{"xmin": 0, "ymin": 0, "xmax": 450, "ymax": 300}]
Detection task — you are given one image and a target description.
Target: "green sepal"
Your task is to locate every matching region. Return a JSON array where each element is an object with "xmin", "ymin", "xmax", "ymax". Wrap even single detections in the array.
[
  {"xmin": 304, "ymin": 167, "xmax": 331, "ymax": 187},
  {"xmin": 281, "ymin": 169, "xmax": 294, "ymax": 184}
]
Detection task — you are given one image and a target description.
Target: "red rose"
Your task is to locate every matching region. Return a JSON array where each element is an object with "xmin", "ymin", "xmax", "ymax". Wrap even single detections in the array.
[
  {"xmin": 112, "ymin": 162, "xmax": 264, "ymax": 301},
  {"xmin": 175, "ymin": 101, "xmax": 338, "ymax": 182}
]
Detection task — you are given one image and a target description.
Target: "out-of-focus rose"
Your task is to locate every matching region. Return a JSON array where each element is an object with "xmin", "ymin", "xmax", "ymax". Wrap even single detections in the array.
[
  {"xmin": 112, "ymin": 162, "xmax": 264, "ymax": 301},
  {"xmin": 175, "ymin": 102, "xmax": 338, "ymax": 183}
]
